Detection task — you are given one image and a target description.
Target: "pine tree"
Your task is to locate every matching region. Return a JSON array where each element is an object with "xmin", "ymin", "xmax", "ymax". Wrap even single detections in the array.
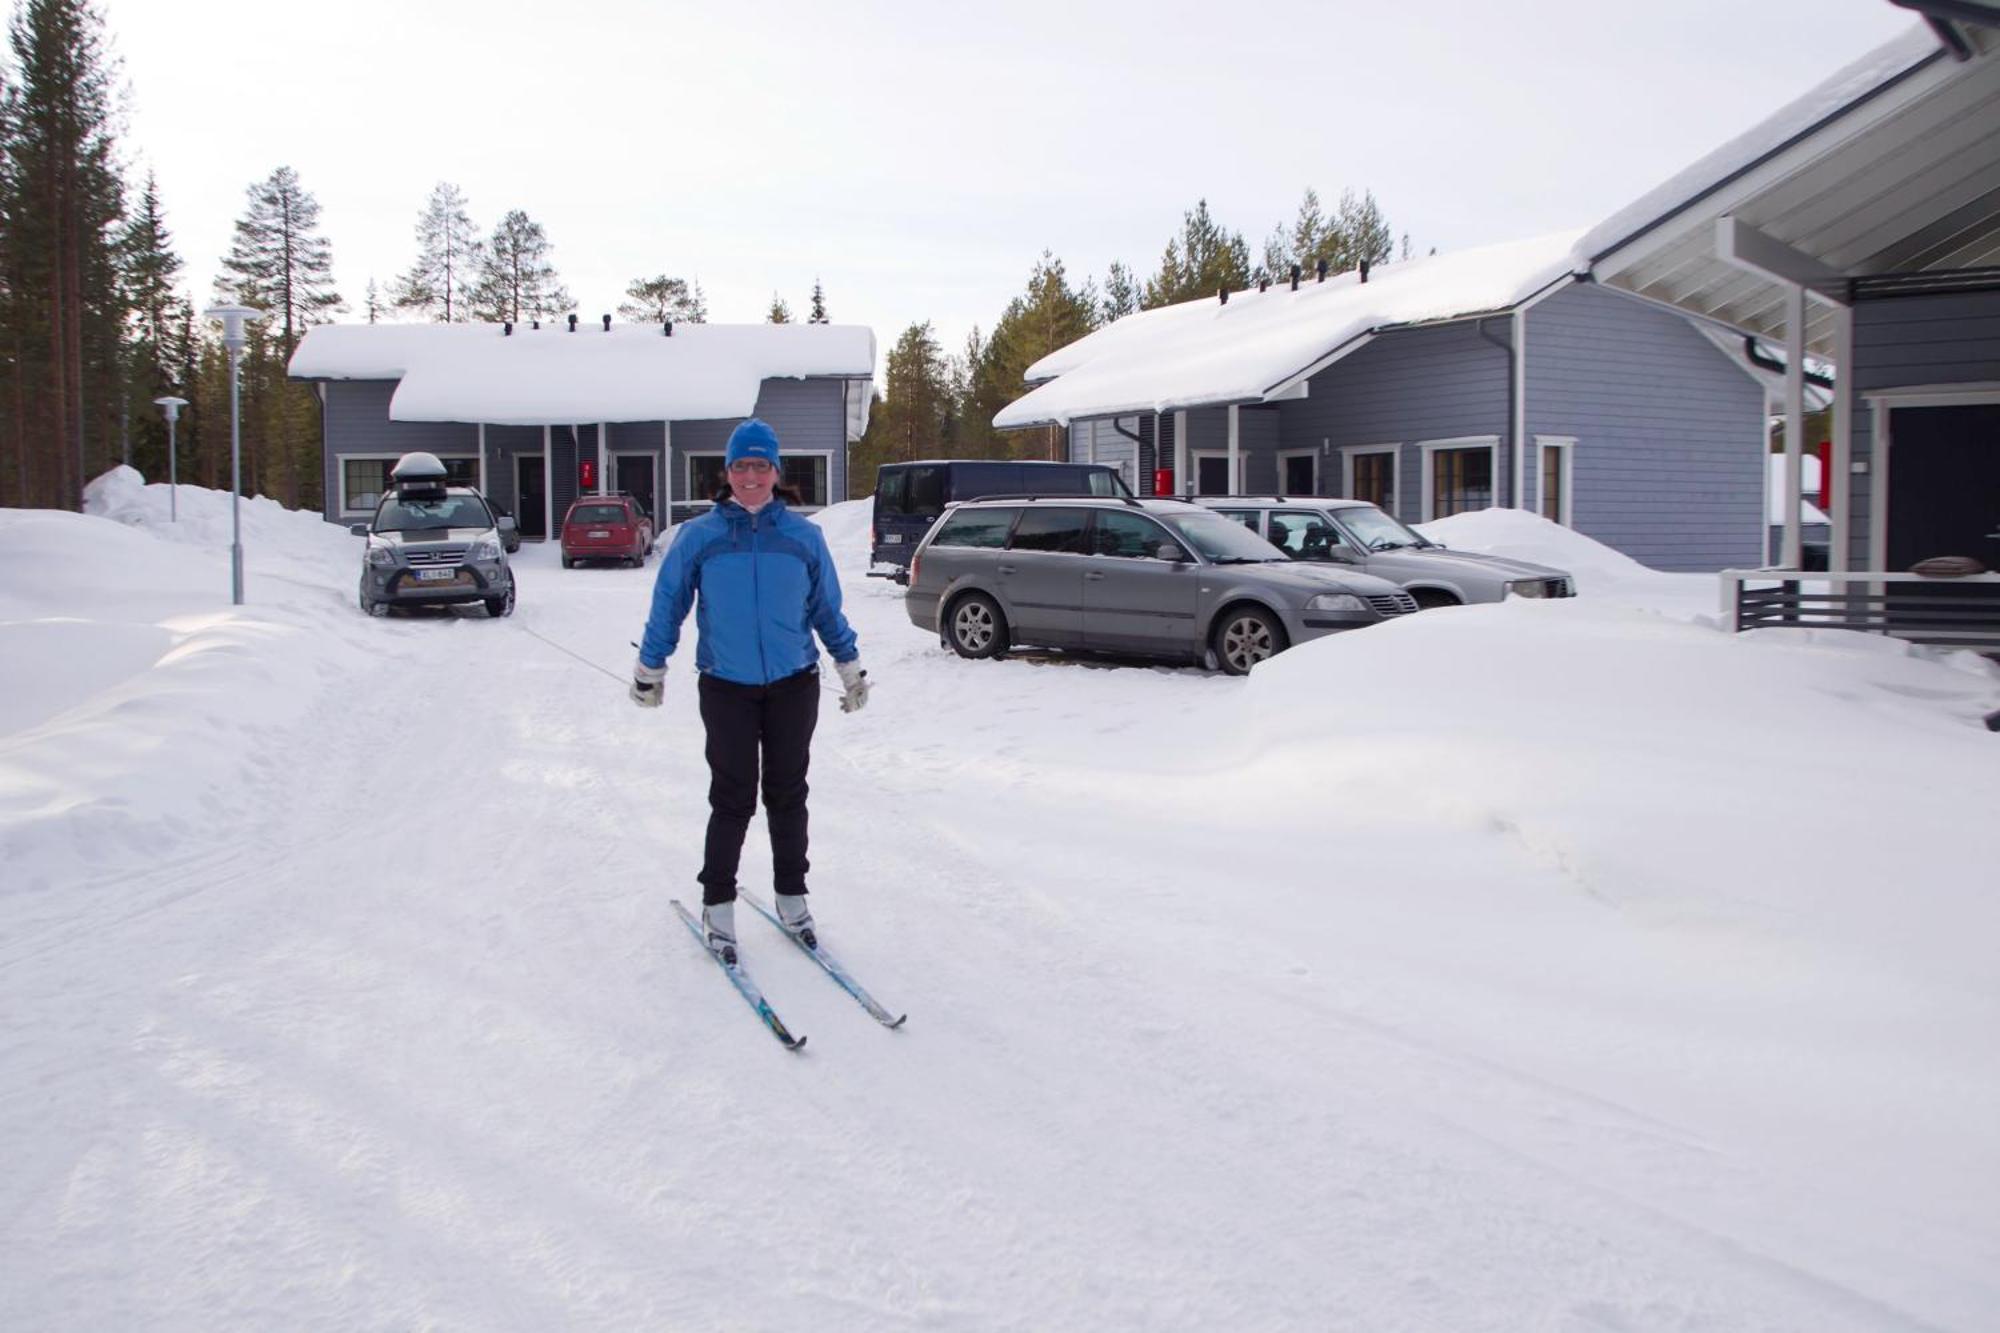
[
  {"xmin": 808, "ymin": 277, "xmax": 828, "ymax": 323},
  {"xmin": 392, "ymin": 182, "xmax": 482, "ymax": 322},
  {"xmin": 618, "ymin": 274, "xmax": 705, "ymax": 324},
  {"xmin": 983, "ymin": 252, "xmax": 1098, "ymax": 460},
  {"xmin": 117, "ymin": 171, "xmax": 189, "ymax": 484},
  {"xmin": 1332, "ymin": 188, "xmax": 1394, "ymax": 272},
  {"xmin": 851, "ymin": 322, "xmax": 950, "ymax": 495},
  {"xmin": 766, "ymin": 293, "xmax": 793, "ymax": 324},
  {"xmin": 0, "ymin": 0, "xmax": 126, "ymax": 509},
  {"xmin": 472, "ymin": 209, "xmax": 571, "ymax": 323},
  {"xmin": 1142, "ymin": 199, "xmax": 1250, "ymax": 308},
  {"xmin": 218, "ymin": 165, "xmax": 342, "ymax": 508},
  {"xmin": 365, "ymin": 277, "xmax": 381, "ymax": 323},
  {"xmin": 1100, "ymin": 261, "xmax": 1138, "ymax": 323}
]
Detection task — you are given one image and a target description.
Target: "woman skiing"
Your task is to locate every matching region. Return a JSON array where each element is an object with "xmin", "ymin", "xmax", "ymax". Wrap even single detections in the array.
[{"xmin": 629, "ymin": 418, "xmax": 869, "ymax": 965}]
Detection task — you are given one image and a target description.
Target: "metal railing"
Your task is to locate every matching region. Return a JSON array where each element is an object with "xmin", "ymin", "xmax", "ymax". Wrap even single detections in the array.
[{"xmin": 1719, "ymin": 569, "xmax": 2000, "ymax": 650}]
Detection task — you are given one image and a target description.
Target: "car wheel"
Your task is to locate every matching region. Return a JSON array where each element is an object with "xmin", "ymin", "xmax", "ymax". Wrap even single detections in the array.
[
  {"xmin": 359, "ymin": 588, "xmax": 388, "ymax": 618},
  {"xmin": 1412, "ymin": 589, "xmax": 1460, "ymax": 610},
  {"xmin": 485, "ymin": 581, "xmax": 515, "ymax": 618},
  {"xmin": 561, "ymin": 556, "xmax": 574, "ymax": 569},
  {"xmin": 947, "ymin": 592, "xmax": 1009, "ymax": 659},
  {"xmin": 1212, "ymin": 605, "xmax": 1286, "ymax": 675}
]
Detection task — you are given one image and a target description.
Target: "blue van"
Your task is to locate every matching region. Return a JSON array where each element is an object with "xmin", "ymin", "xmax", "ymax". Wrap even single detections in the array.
[{"xmin": 870, "ymin": 459, "xmax": 1131, "ymax": 574}]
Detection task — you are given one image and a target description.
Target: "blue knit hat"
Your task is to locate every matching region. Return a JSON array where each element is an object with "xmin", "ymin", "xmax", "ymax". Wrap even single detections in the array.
[{"xmin": 725, "ymin": 419, "xmax": 781, "ymax": 468}]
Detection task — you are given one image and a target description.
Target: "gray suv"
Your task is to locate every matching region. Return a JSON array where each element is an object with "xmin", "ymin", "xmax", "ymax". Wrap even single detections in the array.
[
  {"xmin": 350, "ymin": 453, "xmax": 517, "ymax": 618},
  {"xmin": 904, "ymin": 496, "xmax": 1419, "ymax": 673},
  {"xmin": 1196, "ymin": 497, "xmax": 1574, "ymax": 607}
]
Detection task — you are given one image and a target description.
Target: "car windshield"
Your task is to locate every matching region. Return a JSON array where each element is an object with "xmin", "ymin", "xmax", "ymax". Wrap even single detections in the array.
[
  {"xmin": 1161, "ymin": 512, "xmax": 1287, "ymax": 563},
  {"xmin": 374, "ymin": 494, "xmax": 492, "ymax": 533},
  {"xmin": 1337, "ymin": 504, "xmax": 1433, "ymax": 552}
]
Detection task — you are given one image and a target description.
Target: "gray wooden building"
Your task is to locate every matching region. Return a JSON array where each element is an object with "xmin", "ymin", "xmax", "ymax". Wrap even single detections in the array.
[
  {"xmin": 1577, "ymin": 10, "xmax": 2000, "ymax": 646},
  {"xmin": 288, "ymin": 321, "xmax": 874, "ymax": 537},
  {"xmin": 998, "ymin": 232, "xmax": 1776, "ymax": 573}
]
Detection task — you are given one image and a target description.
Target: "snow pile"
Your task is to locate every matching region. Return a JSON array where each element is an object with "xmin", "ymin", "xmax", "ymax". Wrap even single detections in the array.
[
  {"xmin": 4, "ymin": 481, "xmax": 1999, "ymax": 1329},
  {"xmin": 994, "ymin": 230, "xmax": 1585, "ymax": 427},
  {"xmin": 289, "ymin": 321, "xmax": 876, "ymax": 429}
]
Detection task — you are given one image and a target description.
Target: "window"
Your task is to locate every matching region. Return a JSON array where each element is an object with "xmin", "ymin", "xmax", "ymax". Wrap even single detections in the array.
[
  {"xmin": 930, "ymin": 509, "xmax": 1015, "ymax": 549},
  {"xmin": 1006, "ymin": 508, "xmax": 1089, "ymax": 553},
  {"xmin": 1093, "ymin": 511, "xmax": 1173, "ymax": 558},
  {"xmin": 907, "ymin": 465, "xmax": 946, "ymax": 516},
  {"xmin": 1214, "ymin": 509, "xmax": 1262, "ymax": 532},
  {"xmin": 372, "ymin": 493, "xmax": 494, "ymax": 533},
  {"xmin": 1268, "ymin": 510, "xmax": 1348, "ymax": 559},
  {"xmin": 1345, "ymin": 447, "xmax": 1397, "ymax": 512},
  {"xmin": 876, "ymin": 468, "xmax": 909, "ymax": 512},
  {"xmin": 1423, "ymin": 441, "xmax": 1497, "ymax": 519},
  {"xmin": 1280, "ymin": 451, "xmax": 1317, "ymax": 495},
  {"xmin": 341, "ymin": 455, "xmax": 477, "ymax": 514},
  {"xmin": 569, "ymin": 502, "xmax": 631, "ymax": 525},
  {"xmin": 1194, "ymin": 453, "xmax": 1239, "ymax": 496},
  {"xmin": 1536, "ymin": 437, "xmax": 1575, "ymax": 526},
  {"xmin": 688, "ymin": 454, "xmax": 727, "ymax": 501},
  {"xmin": 783, "ymin": 455, "xmax": 830, "ymax": 507}
]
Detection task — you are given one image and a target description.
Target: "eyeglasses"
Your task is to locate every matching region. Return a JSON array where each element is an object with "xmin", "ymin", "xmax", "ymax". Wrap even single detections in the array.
[{"xmin": 727, "ymin": 460, "xmax": 775, "ymax": 475}]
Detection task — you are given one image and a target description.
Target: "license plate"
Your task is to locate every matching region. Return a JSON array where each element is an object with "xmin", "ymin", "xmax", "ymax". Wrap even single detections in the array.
[
  {"xmin": 588, "ymin": 529, "xmax": 610, "ymax": 538},
  {"xmin": 884, "ymin": 533, "xmax": 903, "ymax": 544},
  {"xmin": 415, "ymin": 567, "xmax": 455, "ymax": 581}
]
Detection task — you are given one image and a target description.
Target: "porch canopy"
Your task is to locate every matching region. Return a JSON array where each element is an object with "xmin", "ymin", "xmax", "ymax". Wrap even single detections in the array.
[
  {"xmin": 1576, "ymin": 12, "xmax": 2000, "ymax": 568},
  {"xmin": 289, "ymin": 321, "xmax": 876, "ymax": 438},
  {"xmin": 991, "ymin": 230, "xmax": 1584, "ymax": 431}
]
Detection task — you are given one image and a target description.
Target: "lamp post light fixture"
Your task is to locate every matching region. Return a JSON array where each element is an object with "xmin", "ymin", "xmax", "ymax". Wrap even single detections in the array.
[
  {"xmin": 153, "ymin": 395, "xmax": 189, "ymax": 522},
  {"xmin": 203, "ymin": 304, "xmax": 264, "ymax": 604}
]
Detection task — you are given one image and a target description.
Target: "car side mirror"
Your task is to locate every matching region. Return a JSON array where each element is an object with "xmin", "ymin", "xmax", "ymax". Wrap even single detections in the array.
[
  {"xmin": 349, "ymin": 523, "xmax": 370, "ymax": 537},
  {"xmin": 1153, "ymin": 541, "xmax": 1188, "ymax": 562},
  {"xmin": 496, "ymin": 514, "xmax": 518, "ymax": 534}
]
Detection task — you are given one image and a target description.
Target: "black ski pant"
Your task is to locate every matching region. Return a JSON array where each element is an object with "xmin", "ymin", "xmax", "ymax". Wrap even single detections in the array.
[{"xmin": 697, "ymin": 667, "xmax": 820, "ymax": 906}]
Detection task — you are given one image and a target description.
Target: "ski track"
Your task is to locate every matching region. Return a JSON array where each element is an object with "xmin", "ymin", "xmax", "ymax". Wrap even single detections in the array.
[{"xmin": 2, "ymin": 535, "xmax": 1994, "ymax": 1330}]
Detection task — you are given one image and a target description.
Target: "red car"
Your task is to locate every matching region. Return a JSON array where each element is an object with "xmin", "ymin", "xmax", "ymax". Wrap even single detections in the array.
[{"xmin": 561, "ymin": 496, "xmax": 655, "ymax": 568}]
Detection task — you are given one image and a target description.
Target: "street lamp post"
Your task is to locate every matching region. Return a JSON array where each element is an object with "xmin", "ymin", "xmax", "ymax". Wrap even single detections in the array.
[
  {"xmin": 153, "ymin": 395, "xmax": 188, "ymax": 522},
  {"xmin": 203, "ymin": 304, "xmax": 263, "ymax": 604}
]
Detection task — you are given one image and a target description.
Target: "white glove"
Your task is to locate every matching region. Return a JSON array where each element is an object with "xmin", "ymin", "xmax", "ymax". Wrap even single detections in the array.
[
  {"xmin": 835, "ymin": 658, "xmax": 870, "ymax": 714},
  {"xmin": 631, "ymin": 660, "xmax": 666, "ymax": 708}
]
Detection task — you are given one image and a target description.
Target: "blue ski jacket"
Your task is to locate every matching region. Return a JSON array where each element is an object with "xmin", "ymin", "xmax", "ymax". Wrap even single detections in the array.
[{"xmin": 638, "ymin": 498, "xmax": 858, "ymax": 685}]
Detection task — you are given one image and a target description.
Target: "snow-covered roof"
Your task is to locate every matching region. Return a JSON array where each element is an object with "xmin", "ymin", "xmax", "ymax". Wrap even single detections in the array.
[
  {"xmin": 288, "ymin": 322, "xmax": 876, "ymax": 431},
  {"xmin": 993, "ymin": 230, "xmax": 1585, "ymax": 430}
]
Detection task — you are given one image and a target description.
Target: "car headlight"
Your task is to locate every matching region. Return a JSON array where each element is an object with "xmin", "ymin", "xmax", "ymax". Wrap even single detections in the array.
[
  {"xmin": 1508, "ymin": 579, "xmax": 1548, "ymax": 598},
  {"xmin": 1306, "ymin": 593, "xmax": 1366, "ymax": 612},
  {"xmin": 366, "ymin": 542, "xmax": 398, "ymax": 568},
  {"xmin": 467, "ymin": 535, "xmax": 502, "ymax": 562}
]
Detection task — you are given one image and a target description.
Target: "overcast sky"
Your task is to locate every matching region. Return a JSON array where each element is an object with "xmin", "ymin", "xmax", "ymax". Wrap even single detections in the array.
[{"xmin": 100, "ymin": 0, "xmax": 1918, "ymax": 374}]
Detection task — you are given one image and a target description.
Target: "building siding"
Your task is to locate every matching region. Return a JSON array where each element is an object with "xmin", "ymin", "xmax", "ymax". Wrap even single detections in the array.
[
  {"xmin": 320, "ymin": 380, "xmax": 479, "ymax": 521},
  {"xmin": 1525, "ymin": 283, "xmax": 1766, "ymax": 572},
  {"xmin": 1849, "ymin": 288, "xmax": 2000, "ymax": 568},
  {"xmin": 1276, "ymin": 319, "xmax": 1511, "ymax": 525}
]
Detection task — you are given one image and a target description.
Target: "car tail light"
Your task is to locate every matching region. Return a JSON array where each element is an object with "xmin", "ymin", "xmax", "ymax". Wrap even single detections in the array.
[{"xmin": 910, "ymin": 548, "xmax": 922, "ymax": 583}]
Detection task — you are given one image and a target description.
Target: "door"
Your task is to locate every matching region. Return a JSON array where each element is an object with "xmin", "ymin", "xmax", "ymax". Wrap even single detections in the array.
[
  {"xmin": 1083, "ymin": 511, "xmax": 1201, "ymax": 654},
  {"xmin": 615, "ymin": 454, "xmax": 658, "ymax": 527},
  {"xmin": 999, "ymin": 507, "xmax": 1089, "ymax": 646},
  {"xmin": 1888, "ymin": 404, "xmax": 2000, "ymax": 613},
  {"xmin": 1282, "ymin": 453, "xmax": 1316, "ymax": 494},
  {"xmin": 515, "ymin": 454, "xmax": 548, "ymax": 539}
]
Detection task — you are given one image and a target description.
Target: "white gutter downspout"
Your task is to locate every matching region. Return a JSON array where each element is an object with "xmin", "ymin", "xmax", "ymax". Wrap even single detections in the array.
[
  {"xmin": 1227, "ymin": 404, "xmax": 1240, "ymax": 495},
  {"xmin": 663, "ymin": 420, "xmax": 674, "ymax": 525},
  {"xmin": 1830, "ymin": 305, "xmax": 1853, "ymax": 572},
  {"xmin": 1175, "ymin": 409, "xmax": 1189, "ymax": 497},
  {"xmin": 477, "ymin": 423, "xmax": 487, "ymax": 496},
  {"xmin": 598, "ymin": 421, "xmax": 609, "ymax": 495},
  {"xmin": 543, "ymin": 425, "xmax": 554, "ymax": 540},
  {"xmin": 1782, "ymin": 284, "xmax": 1807, "ymax": 570},
  {"xmin": 1512, "ymin": 307, "xmax": 1527, "ymax": 508}
]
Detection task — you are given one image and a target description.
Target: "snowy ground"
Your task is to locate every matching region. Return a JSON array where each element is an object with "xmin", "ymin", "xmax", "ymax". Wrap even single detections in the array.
[{"xmin": 4, "ymin": 470, "xmax": 1998, "ymax": 1331}]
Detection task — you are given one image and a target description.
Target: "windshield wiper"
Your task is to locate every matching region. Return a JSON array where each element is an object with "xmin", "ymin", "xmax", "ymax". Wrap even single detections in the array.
[
  {"xmin": 1369, "ymin": 540, "xmax": 1410, "ymax": 552},
  {"xmin": 1212, "ymin": 556, "xmax": 1282, "ymax": 564}
]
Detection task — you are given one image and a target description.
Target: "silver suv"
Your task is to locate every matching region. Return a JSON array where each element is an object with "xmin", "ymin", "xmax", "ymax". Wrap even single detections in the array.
[
  {"xmin": 904, "ymin": 496, "xmax": 1419, "ymax": 673},
  {"xmin": 1196, "ymin": 497, "xmax": 1574, "ymax": 607},
  {"xmin": 350, "ymin": 453, "xmax": 517, "ymax": 618}
]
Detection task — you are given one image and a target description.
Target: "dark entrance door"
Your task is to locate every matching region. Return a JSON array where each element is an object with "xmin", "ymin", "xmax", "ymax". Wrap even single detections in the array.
[
  {"xmin": 1888, "ymin": 404, "xmax": 2000, "ymax": 568},
  {"xmin": 515, "ymin": 454, "xmax": 548, "ymax": 539},
  {"xmin": 615, "ymin": 455, "xmax": 657, "ymax": 527},
  {"xmin": 1283, "ymin": 453, "xmax": 1316, "ymax": 494}
]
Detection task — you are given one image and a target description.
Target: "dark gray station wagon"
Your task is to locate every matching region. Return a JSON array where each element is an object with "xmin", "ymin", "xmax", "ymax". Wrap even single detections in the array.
[{"xmin": 904, "ymin": 496, "xmax": 1419, "ymax": 673}]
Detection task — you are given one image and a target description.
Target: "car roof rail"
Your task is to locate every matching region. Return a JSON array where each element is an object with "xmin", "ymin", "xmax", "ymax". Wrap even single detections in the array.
[{"xmin": 963, "ymin": 492, "xmax": 1143, "ymax": 507}]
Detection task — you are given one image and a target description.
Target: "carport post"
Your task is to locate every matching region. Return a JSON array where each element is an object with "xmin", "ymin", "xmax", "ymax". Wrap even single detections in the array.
[
  {"xmin": 599, "ymin": 421, "xmax": 609, "ymax": 495},
  {"xmin": 477, "ymin": 424, "xmax": 487, "ymax": 495},
  {"xmin": 1227, "ymin": 404, "xmax": 1240, "ymax": 496},
  {"xmin": 1174, "ymin": 410, "xmax": 1189, "ymax": 496},
  {"xmin": 1782, "ymin": 284, "xmax": 1806, "ymax": 571}
]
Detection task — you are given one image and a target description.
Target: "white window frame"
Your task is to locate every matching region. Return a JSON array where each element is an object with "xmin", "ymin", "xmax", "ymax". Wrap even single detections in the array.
[
  {"xmin": 684, "ymin": 451, "xmax": 726, "ymax": 509},
  {"xmin": 337, "ymin": 451, "xmax": 478, "ymax": 517},
  {"xmin": 1861, "ymin": 382, "xmax": 2000, "ymax": 573},
  {"xmin": 782, "ymin": 449, "xmax": 836, "ymax": 510},
  {"xmin": 1340, "ymin": 444, "xmax": 1401, "ymax": 512},
  {"xmin": 1418, "ymin": 435, "xmax": 1501, "ymax": 521},
  {"xmin": 1190, "ymin": 449, "xmax": 1245, "ymax": 496},
  {"xmin": 1533, "ymin": 435, "xmax": 1577, "ymax": 527},
  {"xmin": 1276, "ymin": 447, "xmax": 1319, "ymax": 496}
]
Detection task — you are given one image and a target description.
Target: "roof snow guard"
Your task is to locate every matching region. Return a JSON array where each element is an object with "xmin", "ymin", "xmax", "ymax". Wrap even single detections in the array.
[
  {"xmin": 288, "ymin": 321, "xmax": 876, "ymax": 433},
  {"xmin": 992, "ymin": 230, "xmax": 1584, "ymax": 430}
]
